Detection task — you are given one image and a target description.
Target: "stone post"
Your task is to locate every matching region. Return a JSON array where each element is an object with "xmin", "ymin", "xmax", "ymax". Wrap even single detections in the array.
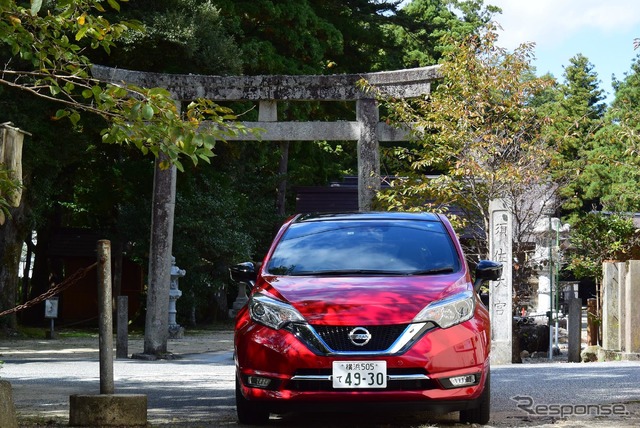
[
  {"xmin": 567, "ymin": 298, "xmax": 582, "ymax": 362},
  {"xmin": 70, "ymin": 244, "xmax": 148, "ymax": 425},
  {"xmin": 169, "ymin": 257, "xmax": 185, "ymax": 339},
  {"xmin": 586, "ymin": 298, "xmax": 598, "ymax": 346},
  {"xmin": 97, "ymin": 240, "xmax": 114, "ymax": 395},
  {"xmin": 356, "ymin": 98, "xmax": 380, "ymax": 212},
  {"xmin": 617, "ymin": 262, "xmax": 627, "ymax": 353},
  {"xmin": 0, "ymin": 380, "xmax": 17, "ymax": 428},
  {"xmin": 489, "ymin": 199, "xmax": 513, "ymax": 364},
  {"xmin": 602, "ymin": 262, "xmax": 620, "ymax": 351},
  {"xmin": 116, "ymin": 296, "xmax": 128, "ymax": 359},
  {"xmin": 625, "ymin": 260, "xmax": 640, "ymax": 355}
]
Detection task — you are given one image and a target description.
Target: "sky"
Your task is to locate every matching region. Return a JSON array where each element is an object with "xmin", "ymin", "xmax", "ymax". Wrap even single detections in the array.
[{"xmin": 487, "ymin": 0, "xmax": 640, "ymax": 104}]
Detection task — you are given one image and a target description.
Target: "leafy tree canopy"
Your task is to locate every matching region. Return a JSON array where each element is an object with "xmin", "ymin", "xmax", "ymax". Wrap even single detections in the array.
[
  {"xmin": 566, "ymin": 212, "xmax": 640, "ymax": 281},
  {"xmin": 384, "ymin": 0, "xmax": 499, "ymax": 69},
  {"xmin": 538, "ymin": 54, "xmax": 607, "ymax": 217},
  {"xmin": 373, "ymin": 25, "xmax": 555, "ymax": 250},
  {"xmin": 0, "ymin": 0, "xmax": 250, "ymax": 173}
]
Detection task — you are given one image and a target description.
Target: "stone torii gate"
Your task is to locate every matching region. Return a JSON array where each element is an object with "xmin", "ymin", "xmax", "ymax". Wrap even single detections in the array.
[
  {"xmin": 92, "ymin": 64, "xmax": 440, "ymax": 210},
  {"xmin": 91, "ymin": 65, "xmax": 440, "ymax": 354}
]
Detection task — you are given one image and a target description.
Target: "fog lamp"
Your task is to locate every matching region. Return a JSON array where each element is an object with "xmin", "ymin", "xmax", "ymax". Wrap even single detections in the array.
[
  {"xmin": 247, "ymin": 376, "xmax": 272, "ymax": 388},
  {"xmin": 440, "ymin": 373, "xmax": 480, "ymax": 389}
]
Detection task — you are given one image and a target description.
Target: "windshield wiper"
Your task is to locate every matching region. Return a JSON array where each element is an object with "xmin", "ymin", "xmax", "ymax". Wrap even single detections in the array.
[
  {"xmin": 291, "ymin": 269, "xmax": 404, "ymax": 276},
  {"xmin": 408, "ymin": 266, "xmax": 455, "ymax": 275}
]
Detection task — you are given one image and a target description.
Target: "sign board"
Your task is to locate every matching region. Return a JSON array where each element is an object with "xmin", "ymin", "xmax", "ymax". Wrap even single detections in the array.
[{"xmin": 44, "ymin": 297, "xmax": 59, "ymax": 319}]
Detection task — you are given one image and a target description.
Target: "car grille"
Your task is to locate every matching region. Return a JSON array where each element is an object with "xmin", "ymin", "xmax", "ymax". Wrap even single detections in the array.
[
  {"xmin": 286, "ymin": 322, "xmax": 436, "ymax": 356},
  {"xmin": 313, "ymin": 325, "xmax": 407, "ymax": 352},
  {"xmin": 289, "ymin": 368, "xmax": 437, "ymax": 392}
]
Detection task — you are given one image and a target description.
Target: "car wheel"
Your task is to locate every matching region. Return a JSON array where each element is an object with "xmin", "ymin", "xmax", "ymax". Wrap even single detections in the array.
[
  {"xmin": 235, "ymin": 377, "xmax": 270, "ymax": 425},
  {"xmin": 459, "ymin": 370, "xmax": 490, "ymax": 425}
]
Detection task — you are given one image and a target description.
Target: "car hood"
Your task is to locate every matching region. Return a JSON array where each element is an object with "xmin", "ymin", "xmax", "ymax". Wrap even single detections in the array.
[{"xmin": 257, "ymin": 273, "xmax": 471, "ymax": 325}]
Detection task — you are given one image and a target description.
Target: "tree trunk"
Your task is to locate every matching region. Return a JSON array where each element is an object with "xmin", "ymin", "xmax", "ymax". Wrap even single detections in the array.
[{"xmin": 0, "ymin": 203, "xmax": 27, "ymax": 330}]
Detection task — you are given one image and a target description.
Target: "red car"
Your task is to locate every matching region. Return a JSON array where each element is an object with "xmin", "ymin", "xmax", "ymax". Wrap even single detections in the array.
[{"xmin": 230, "ymin": 212, "xmax": 501, "ymax": 425}]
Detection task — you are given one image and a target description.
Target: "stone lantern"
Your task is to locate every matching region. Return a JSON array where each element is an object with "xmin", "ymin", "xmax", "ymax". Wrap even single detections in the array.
[{"xmin": 169, "ymin": 256, "xmax": 186, "ymax": 338}]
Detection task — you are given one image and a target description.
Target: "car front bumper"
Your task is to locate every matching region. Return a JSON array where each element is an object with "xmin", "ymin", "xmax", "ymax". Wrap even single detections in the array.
[{"xmin": 235, "ymin": 318, "xmax": 490, "ymax": 410}]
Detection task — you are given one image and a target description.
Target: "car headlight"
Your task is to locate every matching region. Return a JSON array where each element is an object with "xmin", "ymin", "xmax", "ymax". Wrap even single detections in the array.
[
  {"xmin": 249, "ymin": 292, "xmax": 305, "ymax": 330},
  {"xmin": 413, "ymin": 290, "xmax": 475, "ymax": 329}
]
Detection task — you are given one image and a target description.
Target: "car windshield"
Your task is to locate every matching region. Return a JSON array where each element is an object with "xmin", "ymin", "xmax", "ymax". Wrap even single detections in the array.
[{"xmin": 266, "ymin": 219, "xmax": 460, "ymax": 276}]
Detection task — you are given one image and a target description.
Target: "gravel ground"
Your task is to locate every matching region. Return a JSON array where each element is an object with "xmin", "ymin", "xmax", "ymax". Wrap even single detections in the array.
[{"xmin": 3, "ymin": 326, "xmax": 640, "ymax": 428}]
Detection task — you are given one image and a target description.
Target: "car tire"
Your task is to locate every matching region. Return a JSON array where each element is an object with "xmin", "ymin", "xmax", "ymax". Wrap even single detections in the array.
[
  {"xmin": 459, "ymin": 370, "xmax": 490, "ymax": 425},
  {"xmin": 236, "ymin": 377, "xmax": 270, "ymax": 425}
]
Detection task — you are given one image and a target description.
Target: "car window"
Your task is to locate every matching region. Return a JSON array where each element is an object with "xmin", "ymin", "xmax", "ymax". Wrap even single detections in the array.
[{"xmin": 266, "ymin": 220, "xmax": 460, "ymax": 275}]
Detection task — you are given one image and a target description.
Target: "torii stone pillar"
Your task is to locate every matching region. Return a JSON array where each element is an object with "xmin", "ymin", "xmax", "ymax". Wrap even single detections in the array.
[
  {"xmin": 144, "ymin": 153, "xmax": 176, "ymax": 355},
  {"xmin": 489, "ymin": 199, "xmax": 513, "ymax": 365},
  {"xmin": 357, "ymin": 98, "xmax": 380, "ymax": 211}
]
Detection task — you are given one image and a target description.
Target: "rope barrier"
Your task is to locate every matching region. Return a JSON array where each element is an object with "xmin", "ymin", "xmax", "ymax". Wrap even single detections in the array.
[{"xmin": 0, "ymin": 262, "xmax": 97, "ymax": 318}]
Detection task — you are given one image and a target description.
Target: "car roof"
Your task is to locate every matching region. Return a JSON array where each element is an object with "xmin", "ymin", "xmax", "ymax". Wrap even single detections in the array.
[{"xmin": 294, "ymin": 211, "xmax": 441, "ymax": 223}]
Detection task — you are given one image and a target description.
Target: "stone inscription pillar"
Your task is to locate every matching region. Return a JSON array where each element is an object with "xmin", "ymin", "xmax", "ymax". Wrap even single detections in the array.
[
  {"xmin": 489, "ymin": 199, "xmax": 513, "ymax": 365},
  {"xmin": 602, "ymin": 262, "xmax": 620, "ymax": 351}
]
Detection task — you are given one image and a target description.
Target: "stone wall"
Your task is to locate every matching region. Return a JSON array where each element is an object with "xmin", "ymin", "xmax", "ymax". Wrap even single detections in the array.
[{"xmin": 600, "ymin": 260, "xmax": 640, "ymax": 361}]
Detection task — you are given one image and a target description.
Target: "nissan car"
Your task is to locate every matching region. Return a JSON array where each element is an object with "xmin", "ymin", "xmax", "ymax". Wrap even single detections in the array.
[{"xmin": 230, "ymin": 211, "xmax": 501, "ymax": 425}]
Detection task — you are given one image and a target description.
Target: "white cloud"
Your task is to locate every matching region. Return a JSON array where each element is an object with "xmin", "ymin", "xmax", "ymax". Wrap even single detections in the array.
[{"xmin": 489, "ymin": 0, "xmax": 640, "ymax": 50}]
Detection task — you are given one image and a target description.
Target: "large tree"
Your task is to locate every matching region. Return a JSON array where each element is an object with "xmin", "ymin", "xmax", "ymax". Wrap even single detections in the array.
[
  {"xmin": 539, "ymin": 54, "xmax": 607, "ymax": 219},
  {"xmin": 383, "ymin": 0, "xmax": 499, "ymax": 69},
  {"xmin": 375, "ymin": 26, "xmax": 555, "ymax": 243},
  {"xmin": 583, "ymin": 55, "xmax": 640, "ymax": 213}
]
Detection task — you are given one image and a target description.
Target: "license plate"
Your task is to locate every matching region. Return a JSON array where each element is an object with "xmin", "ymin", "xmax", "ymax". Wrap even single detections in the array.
[{"xmin": 332, "ymin": 361, "xmax": 387, "ymax": 389}]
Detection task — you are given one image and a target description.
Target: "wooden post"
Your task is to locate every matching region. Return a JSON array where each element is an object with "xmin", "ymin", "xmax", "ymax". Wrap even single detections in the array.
[{"xmin": 97, "ymin": 240, "xmax": 114, "ymax": 394}]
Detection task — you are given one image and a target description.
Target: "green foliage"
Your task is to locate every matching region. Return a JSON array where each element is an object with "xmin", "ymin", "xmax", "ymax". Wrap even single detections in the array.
[
  {"xmin": 92, "ymin": 0, "xmax": 243, "ymax": 75},
  {"xmin": 309, "ymin": 0, "xmax": 401, "ymax": 73},
  {"xmin": 373, "ymin": 25, "xmax": 555, "ymax": 246},
  {"xmin": 211, "ymin": 0, "xmax": 344, "ymax": 75},
  {"xmin": 566, "ymin": 212, "xmax": 640, "ymax": 281},
  {"xmin": 384, "ymin": 0, "xmax": 499, "ymax": 68},
  {"xmin": 539, "ymin": 54, "xmax": 607, "ymax": 216},
  {"xmin": 581, "ymin": 55, "xmax": 640, "ymax": 213},
  {"xmin": 170, "ymin": 148, "xmax": 281, "ymax": 322},
  {"xmin": 0, "ymin": 0, "xmax": 248, "ymax": 173}
]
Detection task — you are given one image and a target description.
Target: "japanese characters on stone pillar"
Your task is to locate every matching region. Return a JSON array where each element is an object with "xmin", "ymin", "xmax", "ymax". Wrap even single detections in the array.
[{"xmin": 489, "ymin": 199, "xmax": 513, "ymax": 365}]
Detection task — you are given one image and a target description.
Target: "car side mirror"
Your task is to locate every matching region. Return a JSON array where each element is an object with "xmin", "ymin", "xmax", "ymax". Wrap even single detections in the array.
[
  {"xmin": 473, "ymin": 260, "xmax": 503, "ymax": 292},
  {"xmin": 229, "ymin": 262, "xmax": 257, "ymax": 288}
]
